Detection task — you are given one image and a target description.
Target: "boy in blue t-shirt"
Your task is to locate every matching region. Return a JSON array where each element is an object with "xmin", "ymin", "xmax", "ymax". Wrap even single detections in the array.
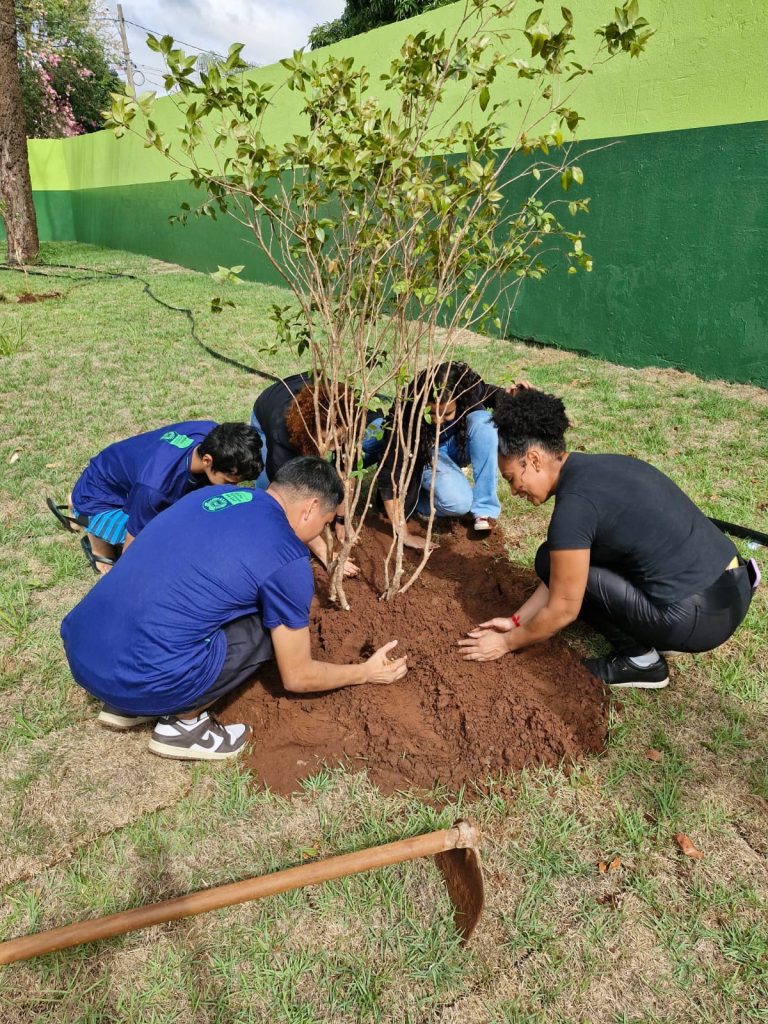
[
  {"xmin": 60, "ymin": 457, "xmax": 408, "ymax": 761},
  {"xmin": 49, "ymin": 421, "xmax": 263, "ymax": 574}
]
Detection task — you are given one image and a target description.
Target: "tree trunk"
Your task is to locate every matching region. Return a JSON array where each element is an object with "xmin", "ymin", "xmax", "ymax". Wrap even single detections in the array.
[{"xmin": 0, "ymin": 0, "xmax": 39, "ymax": 265}]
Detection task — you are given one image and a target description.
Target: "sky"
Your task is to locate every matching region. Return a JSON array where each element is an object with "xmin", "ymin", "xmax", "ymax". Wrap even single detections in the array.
[{"xmin": 110, "ymin": 1, "xmax": 346, "ymax": 93}]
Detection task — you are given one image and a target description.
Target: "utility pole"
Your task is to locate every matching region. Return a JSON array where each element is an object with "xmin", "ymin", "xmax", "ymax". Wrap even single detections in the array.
[{"xmin": 116, "ymin": 4, "xmax": 135, "ymax": 96}]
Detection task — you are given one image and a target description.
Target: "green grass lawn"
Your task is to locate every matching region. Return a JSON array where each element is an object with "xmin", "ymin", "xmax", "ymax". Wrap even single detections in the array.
[{"xmin": 0, "ymin": 242, "xmax": 766, "ymax": 1024}]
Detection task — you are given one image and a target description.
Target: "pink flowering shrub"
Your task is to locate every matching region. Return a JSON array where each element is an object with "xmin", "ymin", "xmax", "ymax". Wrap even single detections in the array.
[{"xmin": 16, "ymin": 0, "xmax": 121, "ymax": 138}]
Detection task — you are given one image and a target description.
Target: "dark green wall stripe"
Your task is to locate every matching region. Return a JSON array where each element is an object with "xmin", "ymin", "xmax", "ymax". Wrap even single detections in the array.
[
  {"xmin": 27, "ymin": 119, "xmax": 768, "ymax": 387},
  {"xmin": 504, "ymin": 120, "xmax": 768, "ymax": 384}
]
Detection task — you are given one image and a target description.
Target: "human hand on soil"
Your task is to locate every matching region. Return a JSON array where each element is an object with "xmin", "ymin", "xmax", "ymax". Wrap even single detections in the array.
[
  {"xmin": 476, "ymin": 616, "xmax": 516, "ymax": 632},
  {"xmin": 458, "ymin": 627, "xmax": 512, "ymax": 662},
  {"xmin": 402, "ymin": 532, "xmax": 437, "ymax": 552},
  {"xmin": 364, "ymin": 640, "xmax": 408, "ymax": 684},
  {"xmin": 340, "ymin": 557, "xmax": 360, "ymax": 578}
]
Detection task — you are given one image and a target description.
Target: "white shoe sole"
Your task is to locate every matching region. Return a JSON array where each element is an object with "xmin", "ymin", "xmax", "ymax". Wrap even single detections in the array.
[
  {"xmin": 147, "ymin": 737, "xmax": 249, "ymax": 761},
  {"xmin": 608, "ymin": 676, "xmax": 669, "ymax": 689},
  {"xmin": 98, "ymin": 710, "xmax": 156, "ymax": 729},
  {"xmin": 473, "ymin": 521, "xmax": 492, "ymax": 533}
]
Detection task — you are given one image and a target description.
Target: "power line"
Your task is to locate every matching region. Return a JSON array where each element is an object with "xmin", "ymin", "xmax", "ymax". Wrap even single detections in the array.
[
  {"xmin": 122, "ymin": 16, "xmax": 226, "ymax": 59},
  {"xmin": 93, "ymin": 12, "xmax": 227, "ymax": 59}
]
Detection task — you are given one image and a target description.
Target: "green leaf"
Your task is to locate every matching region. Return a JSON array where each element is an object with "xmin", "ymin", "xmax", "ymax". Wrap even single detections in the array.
[
  {"xmin": 479, "ymin": 86, "xmax": 490, "ymax": 111},
  {"xmin": 525, "ymin": 8, "xmax": 542, "ymax": 29}
]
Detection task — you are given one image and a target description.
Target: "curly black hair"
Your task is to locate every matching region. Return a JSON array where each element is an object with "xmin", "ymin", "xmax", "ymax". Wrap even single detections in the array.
[
  {"xmin": 492, "ymin": 389, "xmax": 570, "ymax": 459},
  {"xmin": 410, "ymin": 361, "xmax": 487, "ymax": 461}
]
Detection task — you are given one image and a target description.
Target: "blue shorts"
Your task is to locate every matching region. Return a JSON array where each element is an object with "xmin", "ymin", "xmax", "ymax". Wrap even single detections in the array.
[{"xmin": 72, "ymin": 506, "xmax": 130, "ymax": 546}]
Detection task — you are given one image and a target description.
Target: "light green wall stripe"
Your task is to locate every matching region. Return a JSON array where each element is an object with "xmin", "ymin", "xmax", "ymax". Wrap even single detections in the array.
[{"xmin": 27, "ymin": 0, "xmax": 768, "ymax": 192}]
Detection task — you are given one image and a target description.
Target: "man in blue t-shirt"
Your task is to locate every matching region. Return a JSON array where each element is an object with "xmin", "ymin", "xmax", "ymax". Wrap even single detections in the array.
[
  {"xmin": 49, "ymin": 421, "xmax": 264, "ymax": 574},
  {"xmin": 60, "ymin": 457, "xmax": 408, "ymax": 761}
]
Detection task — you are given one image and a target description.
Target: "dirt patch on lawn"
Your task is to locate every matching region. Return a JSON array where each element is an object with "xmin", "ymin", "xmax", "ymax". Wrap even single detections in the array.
[
  {"xmin": 223, "ymin": 519, "xmax": 607, "ymax": 795},
  {"xmin": 14, "ymin": 291, "xmax": 63, "ymax": 304}
]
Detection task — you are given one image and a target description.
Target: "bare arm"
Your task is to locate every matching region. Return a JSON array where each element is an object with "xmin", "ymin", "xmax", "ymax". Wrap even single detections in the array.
[
  {"xmin": 459, "ymin": 550, "xmax": 590, "ymax": 661},
  {"xmin": 382, "ymin": 497, "xmax": 432, "ymax": 552},
  {"xmin": 306, "ymin": 533, "xmax": 360, "ymax": 577},
  {"xmin": 272, "ymin": 624, "xmax": 408, "ymax": 693},
  {"xmin": 122, "ymin": 531, "xmax": 135, "ymax": 551}
]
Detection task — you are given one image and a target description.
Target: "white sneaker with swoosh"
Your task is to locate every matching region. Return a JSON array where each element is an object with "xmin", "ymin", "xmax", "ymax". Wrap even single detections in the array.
[{"xmin": 148, "ymin": 712, "xmax": 251, "ymax": 760}]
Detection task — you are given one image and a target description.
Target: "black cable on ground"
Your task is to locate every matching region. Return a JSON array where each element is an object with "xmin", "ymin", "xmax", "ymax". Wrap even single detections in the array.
[{"xmin": 0, "ymin": 260, "xmax": 280, "ymax": 382}]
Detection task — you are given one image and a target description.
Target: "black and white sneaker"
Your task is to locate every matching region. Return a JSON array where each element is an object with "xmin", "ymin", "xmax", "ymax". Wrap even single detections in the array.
[
  {"xmin": 148, "ymin": 712, "xmax": 252, "ymax": 761},
  {"xmin": 583, "ymin": 653, "xmax": 670, "ymax": 689},
  {"xmin": 98, "ymin": 704, "xmax": 156, "ymax": 730}
]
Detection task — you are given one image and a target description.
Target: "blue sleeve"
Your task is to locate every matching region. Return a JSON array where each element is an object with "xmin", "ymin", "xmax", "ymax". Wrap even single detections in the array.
[
  {"xmin": 124, "ymin": 484, "xmax": 171, "ymax": 537},
  {"xmin": 259, "ymin": 557, "xmax": 314, "ymax": 630},
  {"xmin": 547, "ymin": 493, "xmax": 599, "ymax": 550}
]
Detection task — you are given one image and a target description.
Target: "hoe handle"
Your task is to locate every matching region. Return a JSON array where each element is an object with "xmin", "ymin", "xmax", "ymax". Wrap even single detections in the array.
[{"xmin": 0, "ymin": 821, "xmax": 478, "ymax": 965}]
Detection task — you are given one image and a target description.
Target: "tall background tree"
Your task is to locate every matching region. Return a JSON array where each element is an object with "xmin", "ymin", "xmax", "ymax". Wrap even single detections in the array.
[
  {"xmin": 0, "ymin": 0, "xmax": 39, "ymax": 264},
  {"xmin": 15, "ymin": 0, "xmax": 121, "ymax": 138},
  {"xmin": 309, "ymin": 0, "xmax": 456, "ymax": 49}
]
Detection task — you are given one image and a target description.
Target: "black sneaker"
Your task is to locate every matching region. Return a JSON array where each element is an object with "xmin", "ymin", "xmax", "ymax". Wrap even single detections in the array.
[
  {"xmin": 583, "ymin": 653, "xmax": 669, "ymax": 689},
  {"xmin": 148, "ymin": 712, "xmax": 252, "ymax": 761}
]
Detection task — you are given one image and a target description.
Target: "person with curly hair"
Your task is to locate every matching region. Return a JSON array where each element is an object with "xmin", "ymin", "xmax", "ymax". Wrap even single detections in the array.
[
  {"xmin": 251, "ymin": 373, "xmax": 384, "ymax": 576},
  {"xmin": 376, "ymin": 361, "xmax": 528, "ymax": 551},
  {"xmin": 458, "ymin": 389, "xmax": 758, "ymax": 689}
]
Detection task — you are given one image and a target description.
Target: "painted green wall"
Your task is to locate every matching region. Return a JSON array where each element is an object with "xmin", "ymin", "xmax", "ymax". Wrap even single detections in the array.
[
  {"xmin": 506, "ymin": 121, "xmax": 768, "ymax": 382},
  {"xmin": 13, "ymin": 0, "xmax": 768, "ymax": 385}
]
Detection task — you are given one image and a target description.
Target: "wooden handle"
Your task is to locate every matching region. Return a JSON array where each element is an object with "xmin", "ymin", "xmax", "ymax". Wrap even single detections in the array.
[{"xmin": 0, "ymin": 821, "xmax": 478, "ymax": 965}]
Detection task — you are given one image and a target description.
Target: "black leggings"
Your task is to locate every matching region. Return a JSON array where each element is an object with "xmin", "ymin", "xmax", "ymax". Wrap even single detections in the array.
[{"xmin": 535, "ymin": 544, "xmax": 754, "ymax": 656}]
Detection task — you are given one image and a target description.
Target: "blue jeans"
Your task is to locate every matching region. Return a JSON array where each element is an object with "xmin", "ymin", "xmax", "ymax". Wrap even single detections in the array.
[
  {"xmin": 249, "ymin": 411, "xmax": 386, "ymax": 487},
  {"xmin": 416, "ymin": 409, "xmax": 501, "ymax": 519}
]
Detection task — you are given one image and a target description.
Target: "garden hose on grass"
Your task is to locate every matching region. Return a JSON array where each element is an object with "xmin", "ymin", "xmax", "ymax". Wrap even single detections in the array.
[
  {"xmin": 0, "ymin": 260, "xmax": 280, "ymax": 382},
  {"xmin": 1, "ymin": 262, "xmax": 765, "ymax": 547}
]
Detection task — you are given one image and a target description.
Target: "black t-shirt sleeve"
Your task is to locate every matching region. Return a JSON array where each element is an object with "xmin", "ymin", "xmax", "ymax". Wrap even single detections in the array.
[
  {"xmin": 253, "ymin": 374, "xmax": 309, "ymax": 481},
  {"xmin": 547, "ymin": 492, "xmax": 600, "ymax": 550}
]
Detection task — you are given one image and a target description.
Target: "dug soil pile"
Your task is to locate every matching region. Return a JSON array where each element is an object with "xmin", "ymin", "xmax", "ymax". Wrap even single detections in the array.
[{"xmin": 223, "ymin": 518, "xmax": 607, "ymax": 795}]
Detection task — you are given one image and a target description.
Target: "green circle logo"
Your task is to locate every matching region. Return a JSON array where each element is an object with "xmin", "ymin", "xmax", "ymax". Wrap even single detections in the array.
[{"xmin": 203, "ymin": 490, "xmax": 254, "ymax": 512}]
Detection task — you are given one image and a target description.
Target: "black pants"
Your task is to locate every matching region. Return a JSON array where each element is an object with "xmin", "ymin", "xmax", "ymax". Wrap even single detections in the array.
[
  {"xmin": 534, "ymin": 543, "xmax": 754, "ymax": 656},
  {"xmin": 176, "ymin": 613, "xmax": 274, "ymax": 715}
]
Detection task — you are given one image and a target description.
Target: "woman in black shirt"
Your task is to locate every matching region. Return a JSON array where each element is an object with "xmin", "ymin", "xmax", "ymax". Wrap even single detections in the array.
[{"xmin": 459, "ymin": 390, "xmax": 757, "ymax": 688}]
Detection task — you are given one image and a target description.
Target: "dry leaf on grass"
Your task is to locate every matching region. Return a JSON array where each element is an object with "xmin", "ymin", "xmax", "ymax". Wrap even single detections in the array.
[
  {"xmin": 8, "ymin": 451, "xmax": 20, "ymax": 464},
  {"xmin": 598, "ymin": 857, "xmax": 622, "ymax": 873},
  {"xmin": 645, "ymin": 748, "xmax": 664, "ymax": 762},
  {"xmin": 674, "ymin": 833, "xmax": 704, "ymax": 860}
]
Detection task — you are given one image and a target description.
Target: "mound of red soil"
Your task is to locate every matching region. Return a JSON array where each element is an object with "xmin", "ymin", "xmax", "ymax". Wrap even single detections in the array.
[{"xmin": 223, "ymin": 519, "xmax": 607, "ymax": 795}]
